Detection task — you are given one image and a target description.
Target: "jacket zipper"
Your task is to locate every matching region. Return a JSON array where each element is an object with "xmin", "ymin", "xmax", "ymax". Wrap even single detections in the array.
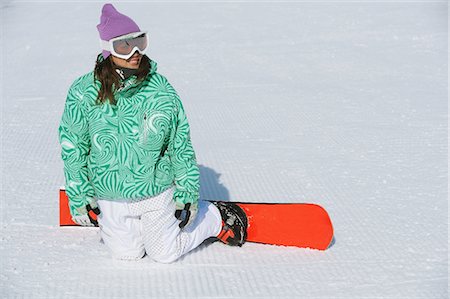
[{"xmin": 142, "ymin": 113, "xmax": 148, "ymax": 144}]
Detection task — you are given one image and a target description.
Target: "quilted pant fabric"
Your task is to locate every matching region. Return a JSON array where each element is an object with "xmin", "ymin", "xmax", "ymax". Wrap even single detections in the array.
[{"xmin": 96, "ymin": 187, "xmax": 222, "ymax": 263}]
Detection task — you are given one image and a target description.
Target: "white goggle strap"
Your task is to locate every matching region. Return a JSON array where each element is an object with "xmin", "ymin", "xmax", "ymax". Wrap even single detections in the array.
[{"xmin": 101, "ymin": 39, "xmax": 112, "ymax": 51}]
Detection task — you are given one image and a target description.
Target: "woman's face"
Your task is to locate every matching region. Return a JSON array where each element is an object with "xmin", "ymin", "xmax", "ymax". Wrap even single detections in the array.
[{"xmin": 111, "ymin": 51, "xmax": 142, "ymax": 69}]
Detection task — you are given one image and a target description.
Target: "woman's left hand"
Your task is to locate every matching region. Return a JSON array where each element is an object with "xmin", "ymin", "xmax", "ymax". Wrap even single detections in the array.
[{"xmin": 174, "ymin": 202, "xmax": 198, "ymax": 229}]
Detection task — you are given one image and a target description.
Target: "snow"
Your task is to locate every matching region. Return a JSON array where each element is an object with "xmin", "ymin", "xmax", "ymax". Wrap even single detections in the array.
[{"xmin": 1, "ymin": 1, "xmax": 448, "ymax": 298}]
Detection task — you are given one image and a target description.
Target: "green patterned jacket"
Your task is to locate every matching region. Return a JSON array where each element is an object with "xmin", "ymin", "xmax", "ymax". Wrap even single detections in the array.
[{"xmin": 58, "ymin": 56, "xmax": 199, "ymax": 216}]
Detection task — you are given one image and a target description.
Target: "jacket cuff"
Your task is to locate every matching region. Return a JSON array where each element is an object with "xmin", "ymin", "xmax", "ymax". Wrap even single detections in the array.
[
  {"xmin": 173, "ymin": 190, "xmax": 199, "ymax": 206},
  {"xmin": 69, "ymin": 195, "xmax": 95, "ymax": 216}
]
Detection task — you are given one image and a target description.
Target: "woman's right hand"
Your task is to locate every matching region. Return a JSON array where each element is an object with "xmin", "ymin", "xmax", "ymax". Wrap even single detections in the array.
[{"xmin": 71, "ymin": 202, "xmax": 101, "ymax": 227}]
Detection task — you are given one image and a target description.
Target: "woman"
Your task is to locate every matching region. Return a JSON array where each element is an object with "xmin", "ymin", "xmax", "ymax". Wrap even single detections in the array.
[{"xmin": 58, "ymin": 3, "xmax": 246, "ymax": 263}]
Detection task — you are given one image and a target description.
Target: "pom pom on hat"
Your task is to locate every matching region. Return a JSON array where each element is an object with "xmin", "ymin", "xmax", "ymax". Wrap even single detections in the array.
[{"xmin": 97, "ymin": 3, "xmax": 141, "ymax": 59}]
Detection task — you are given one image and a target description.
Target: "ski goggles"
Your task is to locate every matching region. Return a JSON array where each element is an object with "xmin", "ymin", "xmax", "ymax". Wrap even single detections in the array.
[{"xmin": 101, "ymin": 31, "xmax": 149, "ymax": 60}]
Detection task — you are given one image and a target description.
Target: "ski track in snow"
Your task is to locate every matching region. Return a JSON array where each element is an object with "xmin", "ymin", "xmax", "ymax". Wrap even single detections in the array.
[{"xmin": 1, "ymin": 1, "xmax": 448, "ymax": 298}]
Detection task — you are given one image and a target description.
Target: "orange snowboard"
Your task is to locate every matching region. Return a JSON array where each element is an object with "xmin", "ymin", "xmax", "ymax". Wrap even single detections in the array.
[
  {"xmin": 60, "ymin": 188, "xmax": 333, "ymax": 250},
  {"xmin": 233, "ymin": 202, "xmax": 334, "ymax": 250}
]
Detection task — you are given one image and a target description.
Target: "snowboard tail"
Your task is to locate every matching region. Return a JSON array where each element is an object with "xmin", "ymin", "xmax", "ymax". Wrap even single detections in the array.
[{"xmin": 59, "ymin": 188, "xmax": 334, "ymax": 250}]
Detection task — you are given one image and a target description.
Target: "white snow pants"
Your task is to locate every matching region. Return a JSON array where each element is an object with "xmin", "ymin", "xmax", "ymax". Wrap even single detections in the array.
[{"xmin": 96, "ymin": 187, "xmax": 222, "ymax": 263}]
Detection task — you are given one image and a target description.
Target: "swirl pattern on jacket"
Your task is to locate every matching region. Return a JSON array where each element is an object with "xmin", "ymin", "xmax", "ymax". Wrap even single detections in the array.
[{"xmin": 58, "ymin": 57, "xmax": 199, "ymax": 216}]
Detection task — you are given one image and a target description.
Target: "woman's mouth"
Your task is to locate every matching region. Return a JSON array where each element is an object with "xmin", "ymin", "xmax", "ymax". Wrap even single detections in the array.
[{"xmin": 128, "ymin": 56, "xmax": 141, "ymax": 63}]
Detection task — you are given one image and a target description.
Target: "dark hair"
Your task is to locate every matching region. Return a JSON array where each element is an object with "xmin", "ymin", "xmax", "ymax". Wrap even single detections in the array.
[{"xmin": 94, "ymin": 55, "xmax": 151, "ymax": 105}]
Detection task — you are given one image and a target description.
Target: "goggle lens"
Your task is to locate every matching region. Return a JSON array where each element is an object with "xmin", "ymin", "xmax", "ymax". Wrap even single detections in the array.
[{"xmin": 112, "ymin": 34, "xmax": 148, "ymax": 55}]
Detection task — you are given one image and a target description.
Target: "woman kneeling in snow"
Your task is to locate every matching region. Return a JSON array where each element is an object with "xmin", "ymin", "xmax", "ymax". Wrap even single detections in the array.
[{"xmin": 58, "ymin": 3, "xmax": 246, "ymax": 263}]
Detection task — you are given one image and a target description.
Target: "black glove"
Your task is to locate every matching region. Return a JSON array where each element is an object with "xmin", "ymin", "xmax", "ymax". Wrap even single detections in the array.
[
  {"xmin": 175, "ymin": 202, "xmax": 198, "ymax": 229},
  {"xmin": 72, "ymin": 203, "xmax": 101, "ymax": 227}
]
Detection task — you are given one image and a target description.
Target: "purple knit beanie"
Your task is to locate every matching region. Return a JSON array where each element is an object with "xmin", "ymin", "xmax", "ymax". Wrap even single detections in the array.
[{"xmin": 96, "ymin": 3, "xmax": 141, "ymax": 59}]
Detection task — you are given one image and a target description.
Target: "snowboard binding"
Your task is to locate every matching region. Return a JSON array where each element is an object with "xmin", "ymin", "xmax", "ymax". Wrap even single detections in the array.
[{"xmin": 213, "ymin": 201, "xmax": 248, "ymax": 247}]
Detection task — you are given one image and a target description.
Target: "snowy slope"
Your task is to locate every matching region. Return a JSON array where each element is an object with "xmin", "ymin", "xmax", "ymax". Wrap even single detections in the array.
[{"xmin": 1, "ymin": 1, "xmax": 448, "ymax": 298}]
